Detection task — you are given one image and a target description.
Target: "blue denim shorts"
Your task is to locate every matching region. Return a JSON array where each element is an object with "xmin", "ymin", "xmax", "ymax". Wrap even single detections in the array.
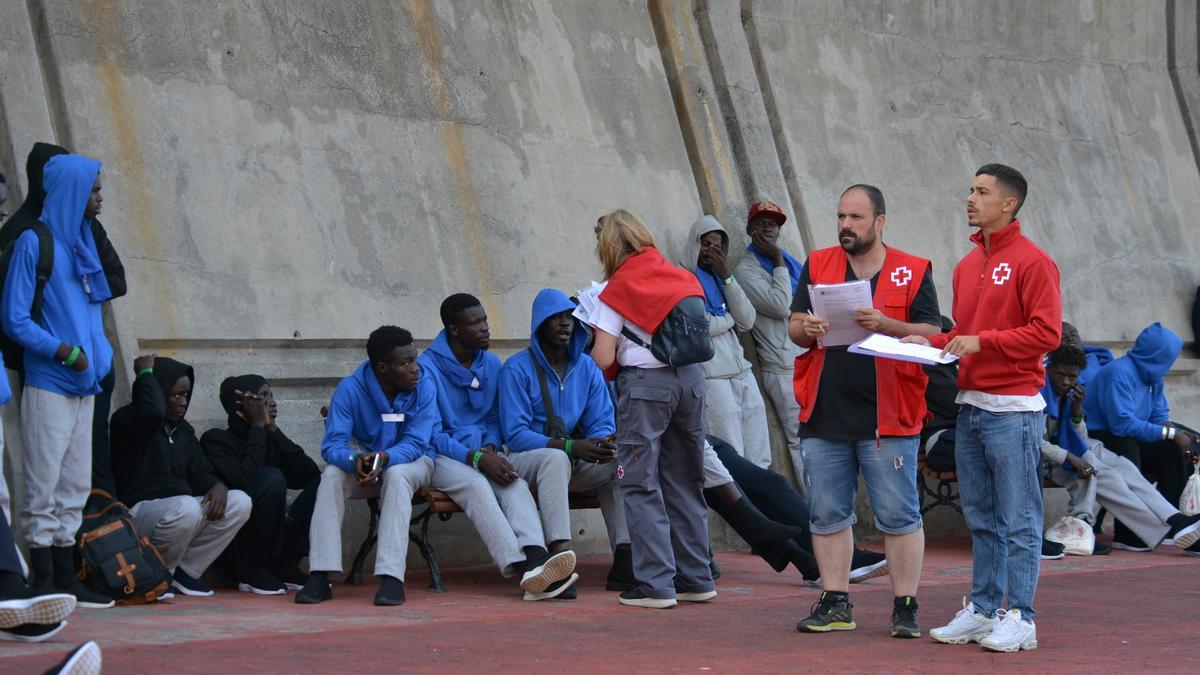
[{"xmin": 800, "ymin": 435, "xmax": 922, "ymax": 536}]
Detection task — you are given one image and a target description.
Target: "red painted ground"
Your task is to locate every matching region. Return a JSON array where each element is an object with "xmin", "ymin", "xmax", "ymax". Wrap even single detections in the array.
[{"xmin": 3, "ymin": 538, "xmax": 1198, "ymax": 673}]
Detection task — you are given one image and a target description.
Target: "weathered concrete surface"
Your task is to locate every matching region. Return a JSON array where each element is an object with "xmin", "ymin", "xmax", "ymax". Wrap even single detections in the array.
[{"xmin": 0, "ymin": 0, "xmax": 1198, "ymax": 563}]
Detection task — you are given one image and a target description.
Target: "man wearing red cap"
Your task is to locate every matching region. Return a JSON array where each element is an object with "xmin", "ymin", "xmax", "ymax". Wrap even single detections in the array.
[{"xmin": 735, "ymin": 200, "xmax": 807, "ymax": 478}]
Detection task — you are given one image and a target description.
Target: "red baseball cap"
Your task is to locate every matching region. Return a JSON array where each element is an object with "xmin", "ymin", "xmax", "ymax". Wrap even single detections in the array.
[{"xmin": 748, "ymin": 200, "xmax": 788, "ymax": 227}]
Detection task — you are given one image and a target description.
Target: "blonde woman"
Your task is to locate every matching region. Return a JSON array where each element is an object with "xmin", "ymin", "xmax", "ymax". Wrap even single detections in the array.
[{"xmin": 585, "ymin": 209, "xmax": 715, "ymax": 609}]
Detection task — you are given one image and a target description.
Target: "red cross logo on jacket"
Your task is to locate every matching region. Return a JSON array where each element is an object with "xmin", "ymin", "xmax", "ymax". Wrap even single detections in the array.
[
  {"xmin": 991, "ymin": 262, "xmax": 1012, "ymax": 285},
  {"xmin": 890, "ymin": 265, "xmax": 912, "ymax": 286}
]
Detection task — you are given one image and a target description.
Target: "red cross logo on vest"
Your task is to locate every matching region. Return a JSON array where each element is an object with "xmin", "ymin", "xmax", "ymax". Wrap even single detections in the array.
[
  {"xmin": 992, "ymin": 262, "xmax": 1012, "ymax": 285},
  {"xmin": 890, "ymin": 265, "xmax": 912, "ymax": 286}
]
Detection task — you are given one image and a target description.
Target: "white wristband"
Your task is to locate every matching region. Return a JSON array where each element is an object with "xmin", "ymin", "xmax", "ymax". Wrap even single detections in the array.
[{"xmin": 1167, "ymin": 427, "xmax": 1176, "ymax": 441}]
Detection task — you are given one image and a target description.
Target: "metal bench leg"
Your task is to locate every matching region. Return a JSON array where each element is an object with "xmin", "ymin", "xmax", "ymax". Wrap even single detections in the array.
[
  {"xmin": 408, "ymin": 508, "xmax": 448, "ymax": 593},
  {"xmin": 347, "ymin": 497, "xmax": 381, "ymax": 585},
  {"xmin": 918, "ymin": 476, "xmax": 962, "ymax": 516}
]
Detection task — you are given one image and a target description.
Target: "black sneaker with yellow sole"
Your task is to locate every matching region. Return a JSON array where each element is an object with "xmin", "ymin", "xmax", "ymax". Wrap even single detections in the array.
[
  {"xmin": 891, "ymin": 595, "xmax": 920, "ymax": 638},
  {"xmin": 796, "ymin": 591, "xmax": 855, "ymax": 633}
]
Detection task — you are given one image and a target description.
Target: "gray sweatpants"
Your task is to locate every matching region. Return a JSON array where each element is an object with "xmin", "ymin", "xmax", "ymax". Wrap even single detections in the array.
[
  {"xmin": 308, "ymin": 457, "xmax": 433, "ymax": 581},
  {"xmin": 761, "ymin": 369, "xmax": 803, "ymax": 480},
  {"xmin": 431, "ymin": 456, "xmax": 542, "ymax": 577},
  {"xmin": 616, "ymin": 365, "xmax": 713, "ymax": 599},
  {"xmin": 20, "ymin": 387, "xmax": 93, "ymax": 547},
  {"xmin": 704, "ymin": 370, "xmax": 772, "ymax": 469},
  {"xmin": 130, "ymin": 491, "xmax": 251, "ymax": 577},
  {"xmin": 1049, "ymin": 443, "xmax": 1179, "ymax": 547},
  {"xmin": 509, "ymin": 447, "xmax": 630, "ymax": 550}
]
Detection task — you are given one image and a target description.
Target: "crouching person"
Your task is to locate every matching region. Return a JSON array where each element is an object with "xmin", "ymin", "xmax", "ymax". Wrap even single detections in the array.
[
  {"xmin": 110, "ymin": 355, "xmax": 251, "ymax": 597},
  {"xmin": 499, "ymin": 289, "xmax": 632, "ymax": 592},
  {"xmin": 296, "ymin": 326, "xmax": 435, "ymax": 607}
]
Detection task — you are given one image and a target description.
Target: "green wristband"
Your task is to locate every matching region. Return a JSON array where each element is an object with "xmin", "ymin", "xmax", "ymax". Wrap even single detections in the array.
[
  {"xmin": 471, "ymin": 450, "xmax": 484, "ymax": 470},
  {"xmin": 63, "ymin": 346, "xmax": 81, "ymax": 367},
  {"xmin": 1069, "ymin": 415, "xmax": 1084, "ymax": 425},
  {"xmin": 136, "ymin": 367, "xmax": 154, "ymax": 378},
  {"xmin": 722, "ymin": 275, "xmax": 734, "ymax": 286},
  {"xmin": 564, "ymin": 439, "xmax": 574, "ymax": 456}
]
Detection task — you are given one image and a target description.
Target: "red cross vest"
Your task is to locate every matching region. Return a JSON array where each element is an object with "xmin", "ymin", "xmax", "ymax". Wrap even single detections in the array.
[{"xmin": 792, "ymin": 246, "xmax": 931, "ymax": 437}]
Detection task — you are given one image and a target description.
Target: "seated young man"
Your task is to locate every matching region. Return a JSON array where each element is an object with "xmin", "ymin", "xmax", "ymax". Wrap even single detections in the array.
[
  {"xmin": 201, "ymin": 375, "xmax": 322, "ymax": 595},
  {"xmin": 295, "ymin": 326, "xmax": 435, "ymax": 607},
  {"xmin": 703, "ymin": 436, "xmax": 887, "ymax": 584},
  {"xmin": 1041, "ymin": 344, "xmax": 1200, "ymax": 555},
  {"xmin": 421, "ymin": 294, "xmax": 577, "ymax": 600},
  {"xmin": 499, "ymin": 289, "xmax": 633, "ymax": 591},
  {"xmin": 110, "ymin": 356, "xmax": 251, "ymax": 597},
  {"xmin": 1083, "ymin": 323, "xmax": 1199, "ymax": 550}
]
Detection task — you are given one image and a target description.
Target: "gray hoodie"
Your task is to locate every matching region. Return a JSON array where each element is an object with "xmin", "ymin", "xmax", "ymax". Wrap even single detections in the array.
[
  {"xmin": 734, "ymin": 253, "xmax": 805, "ymax": 373},
  {"xmin": 681, "ymin": 215, "xmax": 756, "ymax": 379}
]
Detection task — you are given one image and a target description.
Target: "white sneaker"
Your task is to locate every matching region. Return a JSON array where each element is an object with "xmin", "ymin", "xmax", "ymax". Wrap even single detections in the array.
[
  {"xmin": 522, "ymin": 573, "xmax": 578, "ymax": 601},
  {"xmin": 519, "ymin": 551, "xmax": 576, "ymax": 594},
  {"xmin": 929, "ymin": 597, "xmax": 997, "ymax": 644},
  {"xmin": 979, "ymin": 608, "xmax": 1038, "ymax": 652}
]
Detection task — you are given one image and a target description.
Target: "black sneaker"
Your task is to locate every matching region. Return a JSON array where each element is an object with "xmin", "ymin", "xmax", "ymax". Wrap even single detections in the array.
[
  {"xmin": 1092, "ymin": 540, "xmax": 1112, "ymax": 556},
  {"xmin": 519, "ymin": 550, "xmax": 576, "ymax": 594},
  {"xmin": 1168, "ymin": 513, "xmax": 1200, "ymax": 549},
  {"xmin": 849, "ymin": 549, "xmax": 888, "ymax": 583},
  {"xmin": 294, "ymin": 572, "xmax": 332, "ymax": 605},
  {"xmin": 891, "ymin": 595, "xmax": 920, "ymax": 638},
  {"xmin": 0, "ymin": 621, "xmax": 67, "ymax": 643},
  {"xmin": 523, "ymin": 573, "xmax": 579, "ymax": 601},
  {"xmin": 273, "ymin": 565, "xmax": 309, "ymax": 591},
  {"xmin": 0, "ymin": 588, "xmax": 75, "ymax": 628},
  {"xmin": 1040, "ymin": 539, "xmax": 1066, "ymax": 560},
  {"xmin": 605, "ymin": 547, "xmax": 636, "ymax": 591},
  {"xmin": 238, "ymin": 567, "xmax": 286, "ymax": 595},
  {"xmin": 709, "ymin": 557, "xmax": 722, "ymax": 580},
  {"xmin": 171, "ymin": 569, "xmax": 214, "ymax": 597},
  {"xmin": 796, "ymin": 591, "xmax": 855, "ymax": 633},
  {"xmin": 374, "ymin": 576, "xmax": 406, "ymax": 606},
  {"xmin": 43, "ymin": 640, "xmax": 102, "ymax": 674},
  {"xmin": 618, "ymin": 588, "xmax": 677, "ymax": 609}
]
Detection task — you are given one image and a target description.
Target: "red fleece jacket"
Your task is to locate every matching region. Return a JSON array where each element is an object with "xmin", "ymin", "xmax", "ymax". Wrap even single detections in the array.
[
  {"xmin": 928, "ymin": 220, "xmax": 1062, "ymax": 396},
  {"xmin": 599, "ymin": 246, "xmax": 702, "ymax": 333}
]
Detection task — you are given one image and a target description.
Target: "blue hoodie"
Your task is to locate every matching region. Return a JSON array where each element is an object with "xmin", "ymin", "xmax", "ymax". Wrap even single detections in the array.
[
  {"xmin": 320, "ymin": 360, "xmax": 437, "ymax": 472},
  {"xmin": 1, "ymin": 154, "xmax": 112, "ymax": 396},
  {"xmin": 418, "ymin": 330, "xmax": 503, "ymax": 463},
  {"xmin": 500, "ymin": 289, "xmax": 615, "ymax": 451},
  {"xmin": 1079, "ymin": 344, "xmax": 1113, "ymax": 387},
  {"xmin": 1083, "ymin": 323, "xmax": 1180, "ymax": 443}
]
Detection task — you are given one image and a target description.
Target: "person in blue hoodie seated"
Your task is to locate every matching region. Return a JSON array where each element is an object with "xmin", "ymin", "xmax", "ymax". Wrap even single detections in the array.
[
  {"xmin": 499, "ymin": 289, "xmax": 634, "ymax": 593},
  {"xmin": 0, "ymin": 153, "xmax": 115, "ymax": 609},
  {"xmin": 1083, "ymin": 323, "xmax": 1199, "ymax": 551},
  {"xmin": 1060, "ymin": 322, "xmax": 1112, "ymax": 387},
  {"xmin": 421, "ymin": 293, "xmax": 578, "ymax": 601},
  {"xmin": 296, "ymin": 326, "xmax": 436, "ymax": 607},
  {"xmin": 1041, "ymin": 343, "xmax": 1200, "ymax": 556}
]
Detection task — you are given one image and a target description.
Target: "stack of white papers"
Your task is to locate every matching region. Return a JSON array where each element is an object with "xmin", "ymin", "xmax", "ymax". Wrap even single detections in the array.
[
  {"xmin": 807, "ymin": 280, "xmax": 873, "ymax": 347},
  {"xmin": 572, "ymin": 281, "xmax": 607, "ymax": 327},
  {"xmin": 848, "ymin": 333, "xmax": 958, "ymax": 366}
]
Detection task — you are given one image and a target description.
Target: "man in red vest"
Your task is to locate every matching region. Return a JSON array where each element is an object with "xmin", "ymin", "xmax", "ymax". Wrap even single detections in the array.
[
  {"xmin": 905, "ymin": 164, "xmax": 1061, "ymax": 653},
  {"xmin": 788, "ymin": 185, "xmax": 940, "ymax": 639}
]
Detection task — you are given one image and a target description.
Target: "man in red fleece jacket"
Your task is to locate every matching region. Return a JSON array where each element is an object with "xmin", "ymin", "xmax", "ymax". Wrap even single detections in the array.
[{"xmin": 905, "ymin": 164, "xmax": 1061, "ymax": 653}]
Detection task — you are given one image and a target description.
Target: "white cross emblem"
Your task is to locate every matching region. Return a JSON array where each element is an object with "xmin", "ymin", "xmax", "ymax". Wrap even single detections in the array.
[
  {"xmin": 992, "ymin": 262, "xmax": 1012, "ymax": 285},
  {"xmin": 890, "ymin": 266, "xmax": 912, "ymax": 287}
]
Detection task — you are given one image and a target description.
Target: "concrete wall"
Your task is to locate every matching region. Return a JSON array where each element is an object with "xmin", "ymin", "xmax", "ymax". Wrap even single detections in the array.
[{"xmin": 1, "ymin": 0, "xmax": 1198, "ymax": 564}]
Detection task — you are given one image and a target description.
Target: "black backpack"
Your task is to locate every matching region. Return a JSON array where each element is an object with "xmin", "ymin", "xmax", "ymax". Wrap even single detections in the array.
[
  {"xmin": 0, "ymin": 222, "xmax": 54, "ymax": 373},
  {"xmin": 76, "ymin": 490, "xmax": 172, "ymax": 605},
  {"xmin": 621, "ymin": 295, "xmax": 715, "ymax": 367}
]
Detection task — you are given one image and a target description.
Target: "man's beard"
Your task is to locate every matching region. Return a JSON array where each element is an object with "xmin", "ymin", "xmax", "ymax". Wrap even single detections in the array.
[{"xmin": 839, "ymin": 229, "xmax": 876, "ymax": 255}]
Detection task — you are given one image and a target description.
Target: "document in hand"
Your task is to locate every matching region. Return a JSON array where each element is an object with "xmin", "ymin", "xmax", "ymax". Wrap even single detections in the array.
[
  {"xmin": 848, "ymin": 333, "xmax": 959, "ymax": 366},
  {"xmin": 808, "ymin": 280, "xmax": 873, "ymax": 347},
  {"xmin": 572, "ymin": 281, "xmax": 608, "ymax": 327}
]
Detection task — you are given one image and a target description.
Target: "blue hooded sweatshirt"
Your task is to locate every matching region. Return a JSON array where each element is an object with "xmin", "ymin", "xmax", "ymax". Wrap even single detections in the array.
[
  {"xmin": 1083, "ymin": 323, "xmax": 1180, "ymax": 443},
  {"xmin": 418, "ymin": 329, "xmax": 503, "ymax": 463},
  {"xmin": 320, "ymin": 360, "xmax": 437, "ymax": 472},
  {"xmin": 500, "ymin": 289, "xmax": 616, "ymax": 451},
  {"xmin": 1, "ymin": 154, "xmax": 112, "ymax": 396},
  {"xmin": 1079, "ymin": 344, "xmax": 1113, "ymax": 387}
]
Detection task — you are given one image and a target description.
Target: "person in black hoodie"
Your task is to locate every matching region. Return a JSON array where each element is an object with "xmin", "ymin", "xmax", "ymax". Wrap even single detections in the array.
[
  {"xmin": 109, "ymin": 355, "xmax": 250, "ymax": 597},
  {"xmin": 201, "ymin": 375, "xmax": 320, "ymax": 595},
  {"xmin": 1, "ymin": 142, "xmax": 126, "ymax": 496}
]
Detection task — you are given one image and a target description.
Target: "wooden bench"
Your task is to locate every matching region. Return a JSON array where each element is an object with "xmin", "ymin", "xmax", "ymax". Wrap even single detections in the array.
[{"xmin": 346, "ymin": 487, "xmax": 602, "ymax": 592}]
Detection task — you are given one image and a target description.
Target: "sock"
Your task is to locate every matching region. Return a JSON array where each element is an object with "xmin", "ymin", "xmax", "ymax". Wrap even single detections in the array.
[
  {"xmin": 1166, "ymin": 513, "xmax": 1192, "ymax": 533},
  {"xmin": 0, "ymin": 570, "xmax": 27, "ymax": 595},
  {"xmin": 822, "ymin": 590, "xmax": 849, "ymax": 602},
  {"xmin": 893, "ymin": 595, "xmax": 918, "ymax": 609}
]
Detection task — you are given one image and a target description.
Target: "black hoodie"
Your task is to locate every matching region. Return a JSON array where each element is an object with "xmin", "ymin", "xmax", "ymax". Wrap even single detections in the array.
[
  {"xmin": 199, "ymin": 374, "xmax": 320, "ymax": 492},
  {"xmin": 0, "ymin": 142, "xmax": 126, "ymax": 299},
  {"xmin": 109, "ymin": 357, "xmax": 220, "ymax": 506}
]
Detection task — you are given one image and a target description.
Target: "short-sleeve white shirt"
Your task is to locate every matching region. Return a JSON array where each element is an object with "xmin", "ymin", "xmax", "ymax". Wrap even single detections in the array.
[{"xmin": 588, "ymin": 299, "xmax": 668, "ymax": 369}]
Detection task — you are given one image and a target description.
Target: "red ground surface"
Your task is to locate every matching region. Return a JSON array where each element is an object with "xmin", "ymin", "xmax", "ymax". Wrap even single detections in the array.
[{"xmin": 2, "ymin": 538, "xmax": 1198, "ymax": 673}]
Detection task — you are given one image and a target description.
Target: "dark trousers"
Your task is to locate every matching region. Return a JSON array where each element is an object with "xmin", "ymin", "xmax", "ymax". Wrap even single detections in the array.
[
  {"xmin": 0, "ymin": 506, "xmax": 23, "ymax": 577},
  {"xmin": 1090, "ymin": 430, "xmax": 1186, "ymax": 544},
  {"xmin": 90, "ymin": 368, "xmax": 117, "ymax": 495},
  {"xmin": 708, "ymin": 435, "xmax": 813, "ymax": 547},
  {"xmin": 226, "ymin": 469, "xmax": 319, "ymax": 580}
]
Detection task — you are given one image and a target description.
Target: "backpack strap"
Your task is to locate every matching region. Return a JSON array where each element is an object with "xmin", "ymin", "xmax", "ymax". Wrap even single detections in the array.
[
  {"xmin": 620, "ymin": 325, "xmax": 650, "ymax": 349},
  {"xmin": 528, "ymin": 348, "xmax": 568, "ymax": 439},
  {"xmin": 30, "ymin": 223, "xmax": 54, "ymax": 325}
]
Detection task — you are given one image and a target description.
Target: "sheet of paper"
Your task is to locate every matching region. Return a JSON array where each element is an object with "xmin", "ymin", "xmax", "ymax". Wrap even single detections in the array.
[
  {"xmin": 848, "ymin": 333, "xmax": 959, "ymax": 365},
  {"xmin": 572, "ymin": 280, "xmax": 607, "ymax": 327},
  {"xmin": 807, "ymin": 280, "xmax": 873, "ymax": 347}
]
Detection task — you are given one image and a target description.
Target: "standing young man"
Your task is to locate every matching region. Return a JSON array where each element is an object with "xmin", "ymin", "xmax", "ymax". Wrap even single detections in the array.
[
  {"xmin": 906, "ymin": 164, "xmax": 1062, "ymax": 652},
  {"xmin": 1, "ymin": 154, "xmax": 114, "ymax": 608},
  {"xmin": 789, "ymin": 185, "xmax": 940, "ymax": 638}
]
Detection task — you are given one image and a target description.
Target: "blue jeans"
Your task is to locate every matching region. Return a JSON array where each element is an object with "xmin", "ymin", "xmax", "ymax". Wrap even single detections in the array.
[
  {"xmin": 955, "ymin": 405, "xmax": 1044, "ymax": 619},
  {"xmin": 800, "ymin": 436, "xmax": 922, "ymax": 536}
]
